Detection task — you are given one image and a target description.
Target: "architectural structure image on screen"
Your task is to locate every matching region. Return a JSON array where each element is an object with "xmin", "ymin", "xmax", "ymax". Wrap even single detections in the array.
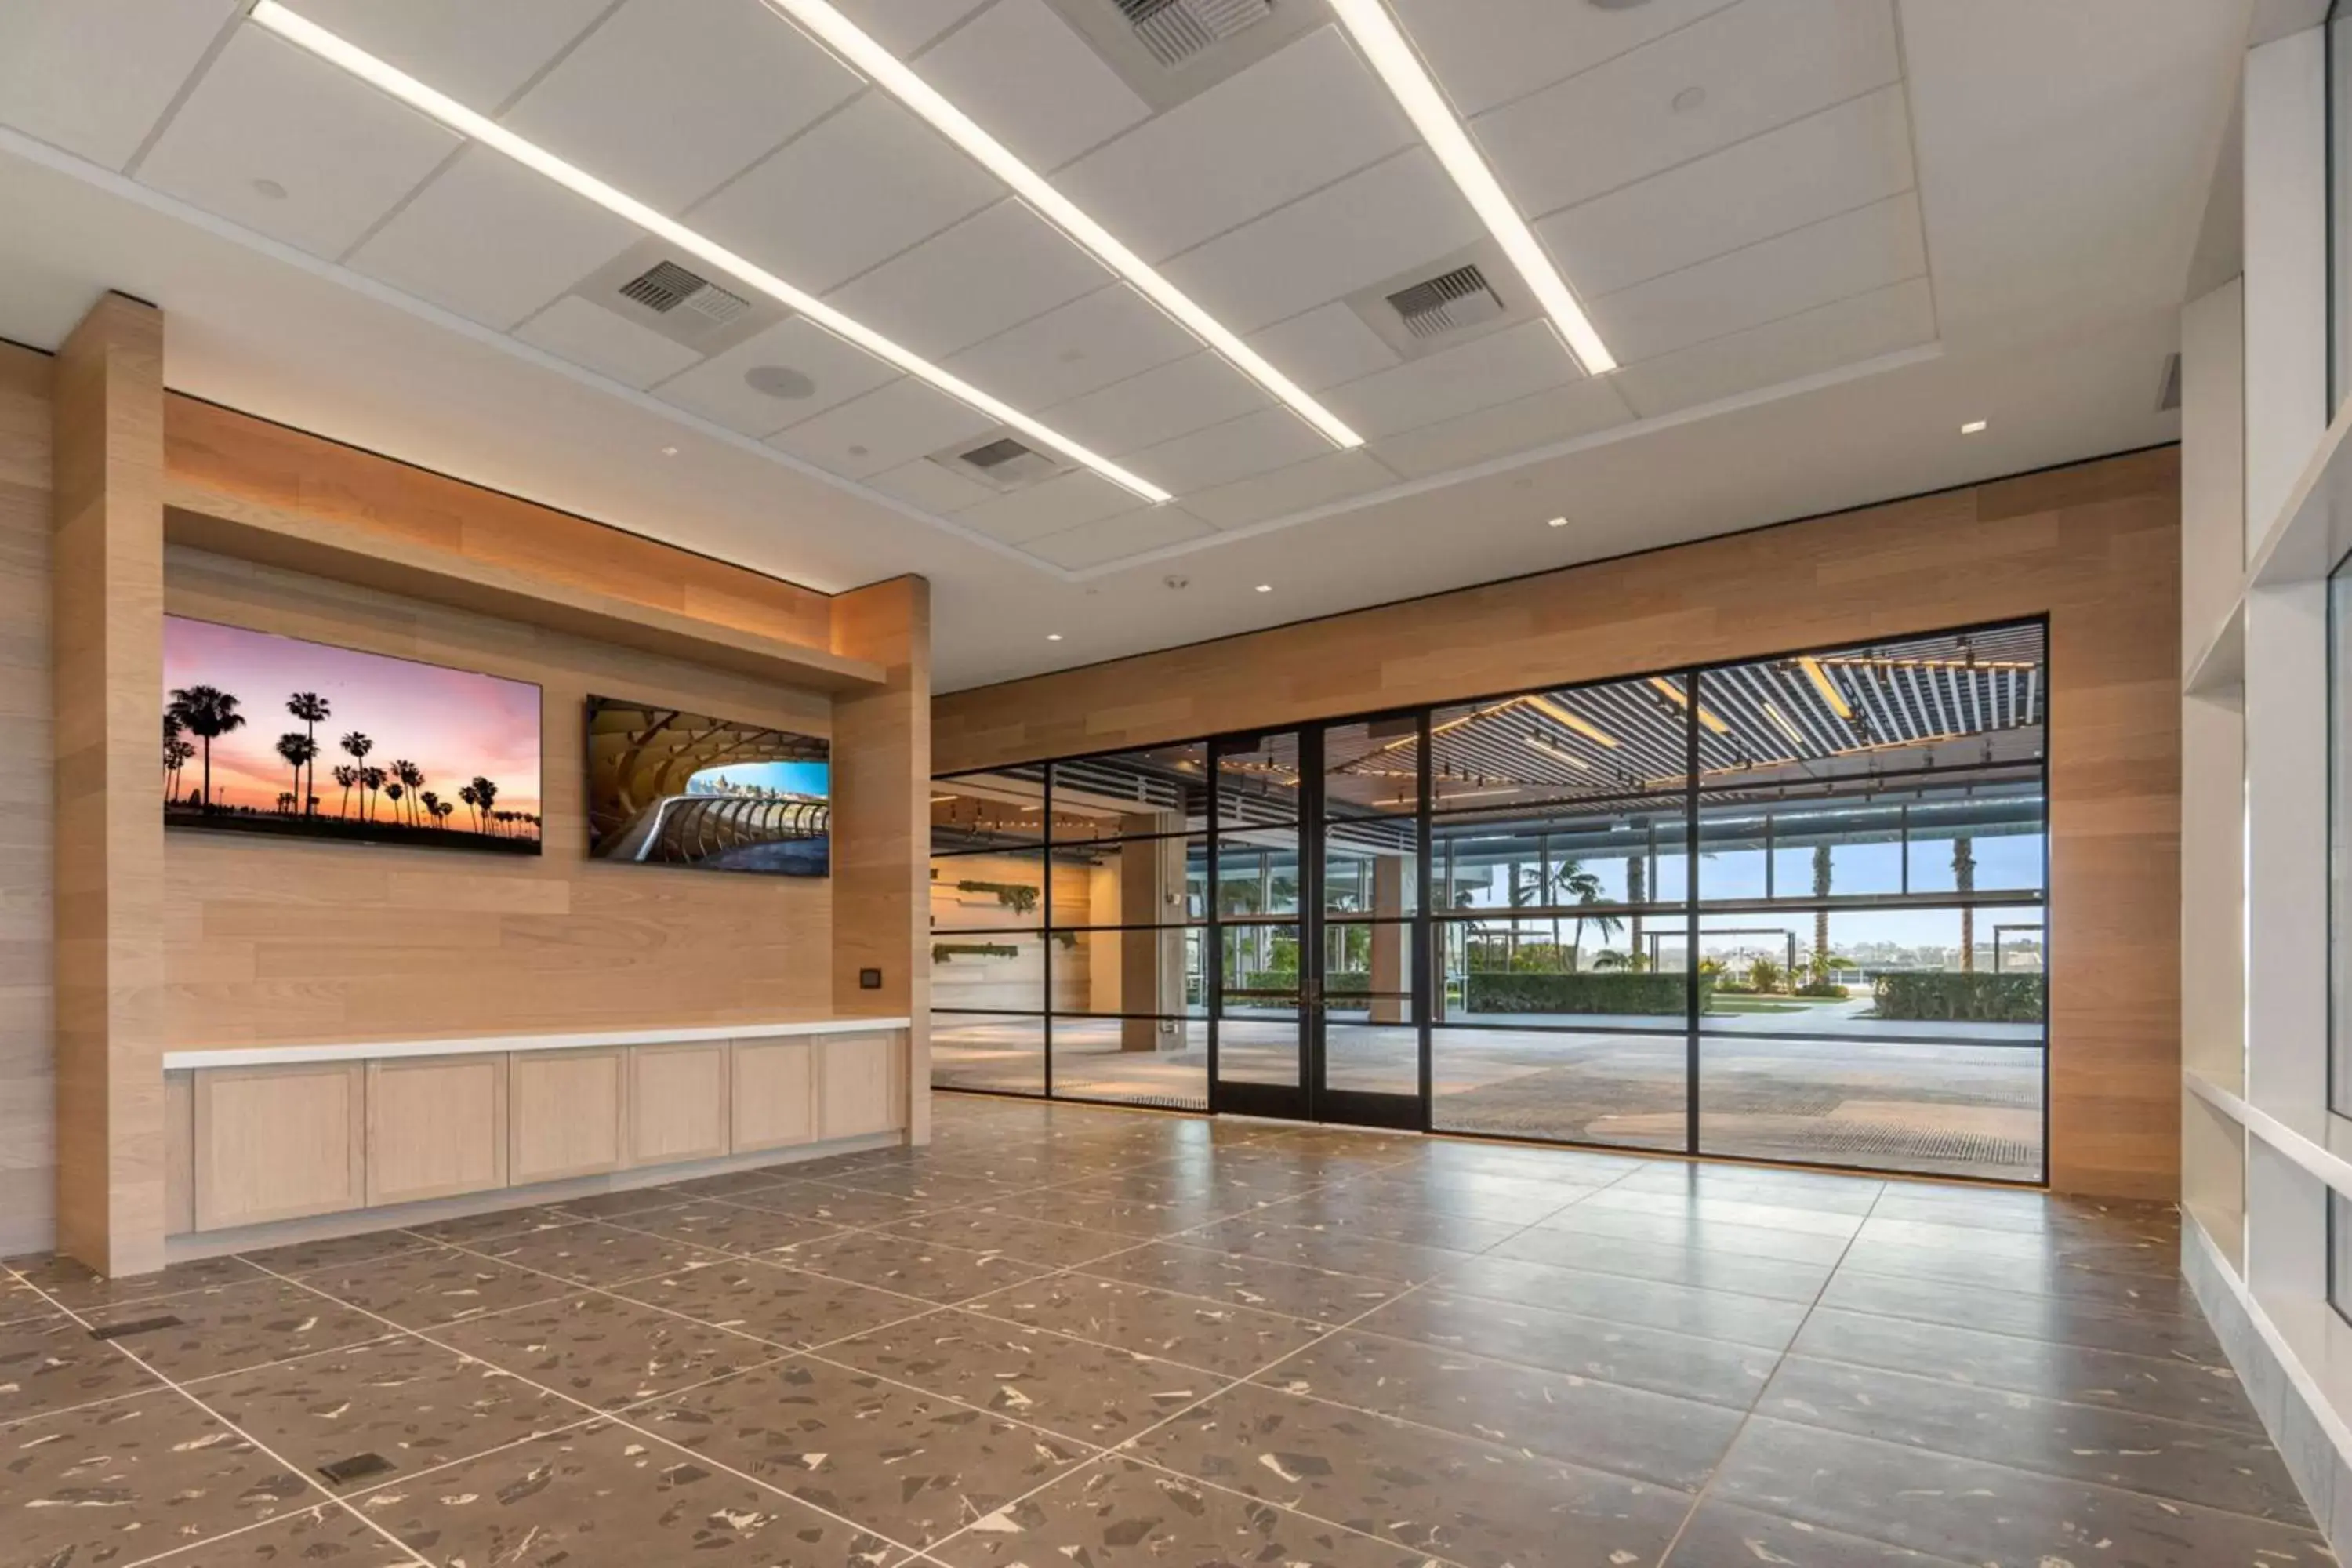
[
  {"xmin": 586, "ymin": 696, "xmax": 830, "ymax": 876},
  {"xmin": 162, "ymin": 615, "xmax": 543, "ymax": 855}
]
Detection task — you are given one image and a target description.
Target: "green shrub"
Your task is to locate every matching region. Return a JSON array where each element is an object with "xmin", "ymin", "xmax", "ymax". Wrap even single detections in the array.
[
  {"xmin": 1871, "ymin": 971, "xmax": 2043, "ymax": 1022},
  {"xmin": 1462, "ymin": 971, "xmax": 1706, "ymax": 1015},
  {"xmin": 1793, "ymin": 980, "xmax": 1849, "ymax": 999}
]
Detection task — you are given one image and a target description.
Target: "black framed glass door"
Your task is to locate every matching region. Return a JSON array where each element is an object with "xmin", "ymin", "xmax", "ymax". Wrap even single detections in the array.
[{"xmin": 1209, "ymin": 721, "xmax": 1428, "ymax": 1128}]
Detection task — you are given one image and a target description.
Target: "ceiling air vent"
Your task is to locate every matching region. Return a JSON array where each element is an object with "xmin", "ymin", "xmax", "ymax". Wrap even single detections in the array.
[
  {"xmin": 928, "ymin": 430, "xmax": 1073, "ymax": 493},
  {"xmin": 618, "ymin": 260, "xmax": 750, "ymax": 326},
  {"xmin": 1115, "ymin": 0, "xmax": 1275, "ymax": 67},
  {"xmin": 1387, "ymin": 265, "xmax": 1507, "ymax": 341},
  {"xmin": 2156, "ymin": 352, "xmax": 2183, "ymax": 412}
]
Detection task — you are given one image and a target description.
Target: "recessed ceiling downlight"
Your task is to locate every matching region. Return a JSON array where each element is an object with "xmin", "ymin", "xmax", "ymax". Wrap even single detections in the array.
[
  {"xmin": 245, "ymin": 0, "xmax": 1171, "ymax": 503},
  {"xmin": 744, "ymin": 365, "xmax": 817, "ymax": 400}
]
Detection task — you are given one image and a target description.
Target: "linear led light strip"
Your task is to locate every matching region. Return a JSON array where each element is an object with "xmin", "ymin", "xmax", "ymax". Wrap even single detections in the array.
[
  {"xmin": 247, "ymin": 1, "xmax": 1174, "ymax": 503},
  {"xmin": 1328, "ymin": 0, "xmax": 1614, "ymax": 375},
  {"xmin": 765, "ymin": 0, "xmax": 1363, "ymax": 451}
]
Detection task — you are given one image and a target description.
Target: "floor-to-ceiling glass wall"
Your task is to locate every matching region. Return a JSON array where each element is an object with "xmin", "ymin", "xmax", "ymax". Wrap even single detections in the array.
[{"xmin": 931, "ymin": 619, "xmax": 2049, "ymax": 1182}]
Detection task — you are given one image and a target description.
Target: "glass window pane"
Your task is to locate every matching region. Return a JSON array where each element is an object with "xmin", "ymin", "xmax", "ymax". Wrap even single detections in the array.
[
  {"xmin": 1324, "ymin": 919, "xmax": 1417, "ymax": 1097},
  {"xmin": 1058, "ymin": 925, "xmax": 1207, "ymax": 1018},
  {"xmin": 1435, "ymin": 915, "xmax": 1687, "ymax": 1028},
  {"xmin": 1050, "ymin": 743, "xmax": 1210, "ymax": 842},
  {"xmin": 931, "ymin": 849, "xmax": 1047, "ymax": 931},
  {"xmin": 1216, "ymin": 732, "xmax": 1303, "ymax": 826},
  {"xmin": 1054, "ymin": 835, "xmax": 1208, "ymax": 924},
  {"xmin": 1697, "ymin": 1033, "xmax": 2042, "ymax": 1181},
  {"xmin": 1905, "ymin": 786, "xmax": 2046, "ymax": 895},
  {"xmin": 931, "ymin": 1012, "xmax": 1044, "ymax": 1096},
  {"xmin": 931, "ymin": 767, "xmax": 1045, "ymax": 851},
  {"xmin": 2335, "ymin": 565, "xmax": 2352, "ymax": 1119},
  {"xmin": 1051, "ymin": 1016, "xmax": 1207, "ymax": 1109},
  {"xmin": 1216, "ymin": 831, "xmax": 1300, "ymax": 916},
  {"xmin": 1218, "ymin": 922, "xmax": 1301, "ymax": 1011},
  {"xmin": 931, "ymin": 932, "xmax": 1048, "ymax": 1014},
  {"xmin": 1697, "ymin": 906, "xmax": 2045, "ymax": 1034},
  {"xmin": 1430, "ymin": 1025, "xmax": 1688, "ymax": 1150}
]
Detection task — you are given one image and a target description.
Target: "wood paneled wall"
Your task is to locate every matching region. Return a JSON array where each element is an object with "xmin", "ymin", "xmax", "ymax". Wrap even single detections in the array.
[
  {"xmin": 831, "ymin": 576, "xmax": 933, "ymax": 1142},
  {"xmin": 164, "ymin": 547, "xmax": 837, "ymax": 1046},
  {"xmin": 0, "ymin": 341, "xmax": 55, "ymax": 1255},
  {"xmin": 165, "ymin": 396, "xmax": 834, "ymax": 653},
  {"xmin": 53, "ymin": 297, "xmax": 168, "ymax": 1275},
  {"xmin": 935, "ymin": 448, "xmax": 2185, "ymax": 1200}
]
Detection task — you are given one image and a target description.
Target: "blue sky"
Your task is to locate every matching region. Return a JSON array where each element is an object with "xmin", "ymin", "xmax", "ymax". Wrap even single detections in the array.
[{"xmin": 688, "ymin": 760, "xmax": 829, "ymax": 798}]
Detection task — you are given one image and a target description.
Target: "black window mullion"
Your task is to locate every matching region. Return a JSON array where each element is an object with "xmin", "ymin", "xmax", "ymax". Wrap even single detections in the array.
[
  {"xmin": 1685, "ymin": 667, "xmax": 1703, "ymax": 1158},
  {"xmin": 1041, "ymin": 769, "xmax": 1054, "ymax": 1102}
]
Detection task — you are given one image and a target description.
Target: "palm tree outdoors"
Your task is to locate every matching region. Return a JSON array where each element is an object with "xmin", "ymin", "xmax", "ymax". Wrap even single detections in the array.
[
  {"xmin": 1811, "ymin": 842, "xmax": 1834, "ymax": 978},
  {"xmin": 1954, "ymin": 836, "xmax": 1977, "ymax": 971},
  {"xmin": 394, "ymin": 760, "xmax": 424, "ymax": 826},
  {"xmin": 332, "ymin": 764, "xmax": 358, "ymax": 819},
  {"xmin": 274, "ymin": 733, "xmax": 318, "ymax": 815},
  {"xmin": 167, "ymin": 686, "xmax": 246, "ymax": 811},
  {"xmin": 1551, "ymin": 858, "xmax": 1622, "ymax": 971},
  {"xmin": 285, "ymin": 692, "xmax": 330, "ymax": 814}
]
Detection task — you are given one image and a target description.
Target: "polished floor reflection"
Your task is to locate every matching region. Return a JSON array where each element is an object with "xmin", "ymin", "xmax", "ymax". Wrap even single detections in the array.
[{"xmin": 0, "ymin": 1095, "xmax": 2317, "ymax": 1567}]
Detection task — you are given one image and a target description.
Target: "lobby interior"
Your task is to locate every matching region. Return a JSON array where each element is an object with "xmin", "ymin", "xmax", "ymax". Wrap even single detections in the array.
[{"xmin": 0, "ymin": 2, "xmax": 2337, "ymax": 1566}]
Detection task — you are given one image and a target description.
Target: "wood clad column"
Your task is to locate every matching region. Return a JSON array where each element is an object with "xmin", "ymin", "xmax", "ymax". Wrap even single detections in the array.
[
  {"xmin": 53, "ymin": 293, "xmax": 167, "ymax": 1275},
  {"xmin": 831, "ymin": 575, "xmax": 931, "ymax": 1143}
]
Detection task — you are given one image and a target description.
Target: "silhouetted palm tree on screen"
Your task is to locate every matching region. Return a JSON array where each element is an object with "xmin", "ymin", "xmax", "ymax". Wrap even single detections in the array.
[
  {"xmin": 470, "ymin": 776, "xmax": 499, "ymax": 835},
  {"xmin": 275, "ymin": 733, "xmax": 318, "ymax": 815},
  {"xmin": 394, "ymin": 760, "xmax": 424, "ymax": 826},
  {"xmin": 333, "ymin": 764, "xmax": 358, "ymax": 820},
  {"xmin": 168, "ymin": 687, "xmax": 245, "ymax": 811},
  {"xmin": 286, "ymin": 693, "xmax": 330, "ymax": 814}
]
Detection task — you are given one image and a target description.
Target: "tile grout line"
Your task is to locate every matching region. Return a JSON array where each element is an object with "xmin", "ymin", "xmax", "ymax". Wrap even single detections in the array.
[{"xmin": 1, "ymin": 1260, "xmax": 439, "ymax": 1568}]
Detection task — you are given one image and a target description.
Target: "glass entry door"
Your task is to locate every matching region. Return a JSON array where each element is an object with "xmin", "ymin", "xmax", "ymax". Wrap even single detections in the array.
[{"xmin": 1209, "ymin": 721, "xmax": 1428, "ymax": 1129}]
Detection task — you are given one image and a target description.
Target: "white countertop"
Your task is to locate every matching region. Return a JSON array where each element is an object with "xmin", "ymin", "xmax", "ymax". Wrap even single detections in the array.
[{"xmin": 163, "ymin": 1017, "xmax": 913, "ymax": 1071}]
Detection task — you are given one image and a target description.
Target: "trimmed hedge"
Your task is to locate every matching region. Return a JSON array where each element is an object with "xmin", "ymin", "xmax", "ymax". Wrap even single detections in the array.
[
  {"xmin": 1872, "ymin": 971, "xmax": 2043, "ymax": 1022},
  {"xmin": 1463, "ymin": 971, "xmax": 1706, "ymax": 1015}
]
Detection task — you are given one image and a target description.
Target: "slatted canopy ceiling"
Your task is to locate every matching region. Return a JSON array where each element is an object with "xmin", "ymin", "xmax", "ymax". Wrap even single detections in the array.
[{"xmin": 1421, "ymin": 624, "xmax": 2045, "ymax": 807}]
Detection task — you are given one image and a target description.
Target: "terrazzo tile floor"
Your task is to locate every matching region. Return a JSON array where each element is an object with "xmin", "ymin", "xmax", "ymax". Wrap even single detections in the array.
[{"xmin": 0, "ymin": 1092, "xmax": 2327, "ymax": 1567}]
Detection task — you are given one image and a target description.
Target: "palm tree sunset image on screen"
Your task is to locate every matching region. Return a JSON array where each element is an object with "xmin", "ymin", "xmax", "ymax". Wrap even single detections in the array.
[
  {"xmin": 585, "ymin": 696, "xmax": 829, "ymax": 877},
  {"xmin": 162, "ymin": 616, "xmax": 542, "ymax": 855}
]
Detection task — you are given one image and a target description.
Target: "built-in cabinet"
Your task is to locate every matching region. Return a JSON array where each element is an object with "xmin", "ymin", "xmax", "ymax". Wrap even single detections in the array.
[{"xmin": 166, "ymin": 1027, "xmax": 909, "ymax": 1236}]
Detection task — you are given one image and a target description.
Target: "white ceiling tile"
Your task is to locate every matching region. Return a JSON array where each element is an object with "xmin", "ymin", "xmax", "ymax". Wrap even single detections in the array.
[
  {"xmin": 283, "ymin": 0, "xmax": 608, "ymax": 111},
  {"xmin": 1184, "ymin": 449, "xmax": 1397, "ymax": 530},
  {"xmin": 1244, "ymin": 302, "xmax": 1403, "ymax": 392},
  {"xmin": 944, "ymin": 285, "xmax": 1199, "ymax": 411},
  {"xmin": 1472, "ymin": 0, "xmax": 1900, "ymax": 220},
  {"xmin": 1160, "ymin": 150, "xmax": 1480, "ymax": 335},
  {"xmin": 690, "ymin": 93, "xmax": 1000, "ymax": 296},
  {"xmin": 1374, "ymin": 377, "xmax": 1636, "ymax": 478},
  {"xmin": 1592, "ymin": 192, "xmax": 1926, "ymax": 364},
  {"xmin": 866, "ymin": 456, "xmax": 997, "ymax": 514},
  {"xmin": 514, "ymin": 294, "xmax": 703, "ymax": 387},
  {"xmin": 1394, "ymin": 0, "xmax": 1739, "ymax": 118},
  {"xmin": 1127, "ymin": 408, "xmax": 1330, "ymax": 496},
  {"xmin": 1042, "ymin": 353, "xmax": 1273, "ymax": 456},
  {"xmin": 915, "ymin": 0, "xmax": 1149, "ymax": 171},
  {"xmin": 1538, "ymin": 85, "xmax": 1915, "ymax": 299},
  {"xmin": 1323, "ymin": 320, "xmax": 1577, "ymax": 441},
  {"xmin": 959, "ymin": 471, "xmax": 1141, "ymax": 544},
  {"xmin": 1022, "ymin": 508, "xmax": 1217, "ymax": 570},
  {"xmin": 833, "ymin": 0, "xmax": 990, "ymax": 55},
  {"xmin": 652, "ymin": 317, "xmax": 898, "ymax": 437},
  {"xmin": 1613, "ymin": 277, "xmax": 1936, "ymax": 418},
  {"xmin": 826, "ymin": 199, "xmax": 1111, "ymax": 358},
  {"xmin": 503, "ymin": 0, "xmax": 858, "ymax": 212},
  {"xmin": 766, "ymin": 376, "xmax": 996, "ymax": 479},
  {"xmin": 0, "ymin": 0, "xmax": 235, "ymax": 170},
  {"xmin": 137, "ymin": 27, "xmax": 460, "ymax": 260},
  {"xmin": 347, "ymin": 147, "xmax": 639, "ymax": 329},
  {"xmin": 1055, "ymin": 26, "xmax": 1413, "ymax": 263}
]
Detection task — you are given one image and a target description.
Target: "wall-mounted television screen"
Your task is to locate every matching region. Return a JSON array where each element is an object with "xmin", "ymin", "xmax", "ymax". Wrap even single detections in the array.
[
  {"xmin": 585, "ymin": 696, "xmax": 829, "ymax": 876},
  {"xmin": 163, "ymin": 615, "xmax": 543, "ymax": 855}
]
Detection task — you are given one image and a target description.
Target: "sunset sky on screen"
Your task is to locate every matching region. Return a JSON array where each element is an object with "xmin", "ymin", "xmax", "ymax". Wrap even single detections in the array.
[{"xmin": 163, "ymin": 618, "xmax": 541, "ymax": 817}]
